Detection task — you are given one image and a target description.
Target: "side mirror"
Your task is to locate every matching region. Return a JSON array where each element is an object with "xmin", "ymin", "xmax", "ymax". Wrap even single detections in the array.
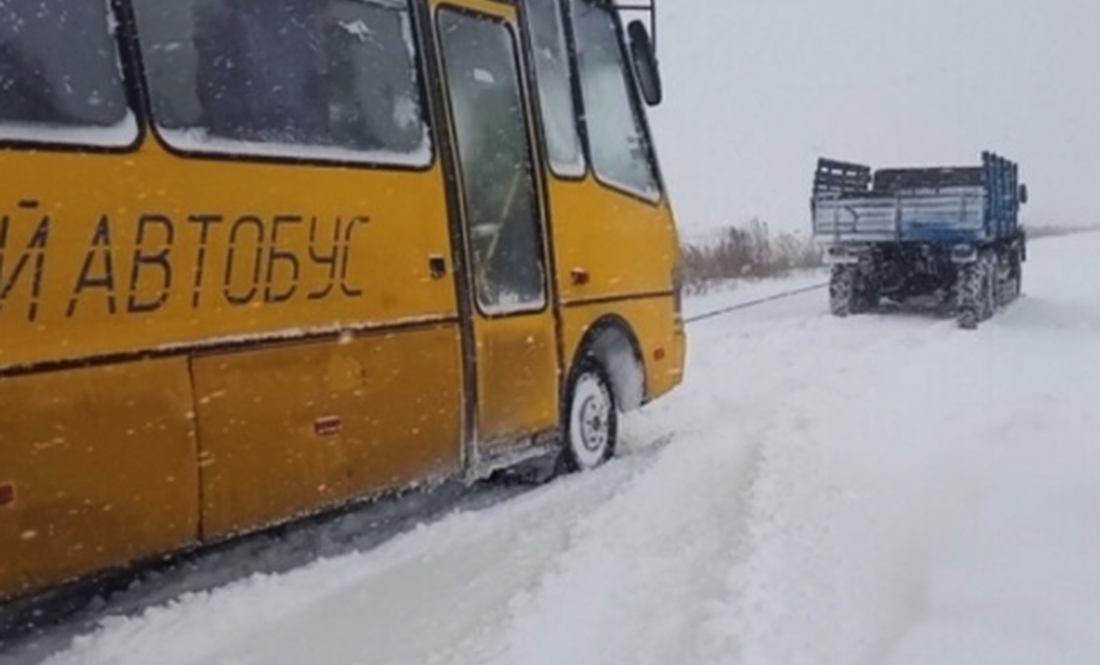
[
  {"xmin": 1019, "ymin": 184, "xmax": 1029, "ymax": 205},
  {"xmin": 627, "ymin": 20, "xmax": 662, "ymax": 107}
]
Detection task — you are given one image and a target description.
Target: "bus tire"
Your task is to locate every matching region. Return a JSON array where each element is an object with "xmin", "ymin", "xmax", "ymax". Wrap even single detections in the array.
[{"xmin": 559, "ymin": 358, "xmax": 617, "ymax": 473}]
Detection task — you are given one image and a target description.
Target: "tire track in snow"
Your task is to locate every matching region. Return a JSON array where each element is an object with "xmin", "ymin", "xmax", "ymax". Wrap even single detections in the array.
[
  {"xmin": 699, "ymin": 404, "xmax": 859, "ymax": 665},
  {"xmin": 32, "ymin": 464, "xmax": 651, "ymax": 665},
  {"xmin": 701, "ymin": 315, "xmax": 940, "ymax": 665},
  {"xmin": 683, "ymin": 272, "xmax": 1100, "ymax": 665},
  {"xmin": 468, "ymin": 383, "xmax": 772, "ymax": 664},
  {"xmin": 657, "ymin": 289, "xmax": 952, "ymax": 664}
]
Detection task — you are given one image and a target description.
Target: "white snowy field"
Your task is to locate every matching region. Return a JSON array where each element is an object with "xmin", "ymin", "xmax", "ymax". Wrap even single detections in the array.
[{"xmin": 29, "ymin": 232, "xmax": 1100, "ymax": 665}]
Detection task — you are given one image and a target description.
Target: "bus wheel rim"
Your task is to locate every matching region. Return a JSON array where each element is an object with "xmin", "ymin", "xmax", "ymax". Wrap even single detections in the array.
[{"xmin": 570, "ymin": 373, "xmax": 612, "ymax": 468}]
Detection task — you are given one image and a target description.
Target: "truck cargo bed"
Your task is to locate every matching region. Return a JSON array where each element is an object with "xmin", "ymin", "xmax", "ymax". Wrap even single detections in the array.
[
  {"xmin": 809, "ymin": 151, "xmax": 1028, "ymax": 329},
  {"xmin": 811, "ymin": 153, "xmax": 1023, "ymax": 245},
  {"xmin": 813, "ymin": 186, "xmax": 986, "ymax": 243}
]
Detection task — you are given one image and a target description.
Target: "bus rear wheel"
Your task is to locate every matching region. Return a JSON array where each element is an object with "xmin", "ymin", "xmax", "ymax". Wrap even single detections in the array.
[{"xmin": 560, "ymin": 359, "xmax": 618, "ymax": 473}]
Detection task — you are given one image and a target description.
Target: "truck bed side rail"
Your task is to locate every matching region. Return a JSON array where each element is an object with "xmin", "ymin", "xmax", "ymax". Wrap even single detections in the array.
[
  {"xmin": 983, "ymin": 151, "xmax": 1022, "ymax": 239},
  {"xmin": 814, "ymin": 158, "xmax": 872, "ymax": 197},
  {"xmin": 873, "ymin": 166, "xmax": 982, "ymax": 192},
  {"xmin": 812, "ymin": 152, "xmax": 1024, "ymax": 245},
  {"xmin": 812, "ymin": 189, "xmax": 985, "ymax": 243}
]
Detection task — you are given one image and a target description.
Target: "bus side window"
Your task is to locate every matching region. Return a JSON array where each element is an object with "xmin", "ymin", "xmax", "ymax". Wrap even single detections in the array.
[
  {"xmin": 0, "ymin": 0, "xmax": 133, "ymax": 143},
  {"xmin": 133, "ymin": 0, "xmax": 430, "ymax": 164},
  {"xmin": 570, "ymin": 0, "xmax": 658, "ymax": 201},
  {"xmin": 522, "ymin": 0, "xmax": 584, "ymax": 178}
]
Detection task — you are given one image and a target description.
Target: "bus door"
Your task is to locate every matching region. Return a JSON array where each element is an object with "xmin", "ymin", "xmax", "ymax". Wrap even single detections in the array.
[{"xmin": 434, "ymin": 1, "xmax": 560, "ymax": 453}]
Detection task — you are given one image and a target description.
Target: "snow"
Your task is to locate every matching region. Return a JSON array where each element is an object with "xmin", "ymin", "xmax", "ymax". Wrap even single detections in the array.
[
  {"xmin": 13, "ymin": 232, "xmax": 1100, "ymax": 665},
  {"xmin": 0, "ymin": 113, "xmax": 138, "ymax": 148},
  {"xmin": 473, "ymin": 68, "xmax": 497, "ymax": 85},
  {"xmin": 338, "ymin": 19, "xmax": 374, "ymax": 42},
  {"xmin": 157, "ymin": 128, "xmax": 433, "ymax": 169}
]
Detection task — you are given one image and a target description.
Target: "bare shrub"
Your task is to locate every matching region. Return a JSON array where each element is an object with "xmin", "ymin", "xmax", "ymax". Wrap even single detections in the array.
[{"xmin": 681, "ymin": 218, "xmax": 823, "ymax": 294}]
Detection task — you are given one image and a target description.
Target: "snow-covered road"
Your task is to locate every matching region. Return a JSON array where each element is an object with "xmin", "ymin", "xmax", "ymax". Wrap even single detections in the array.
[{"xmin": 22, "ymin": 233, "xmax": 1100, "ymax": 665}]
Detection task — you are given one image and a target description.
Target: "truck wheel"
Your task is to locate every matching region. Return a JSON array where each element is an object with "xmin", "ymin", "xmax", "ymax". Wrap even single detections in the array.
[
  {"xmin": 830, "ymin": 266, "xmax": 857, "ymax": 317},
  {"xmin": 858, "ymin": 278, "xmax": 881, "ymax": 313},
  {"xmin": 995, "ymin": 253, "xmax": 1016, "ymax": 307},
  {"xmin": 972, "ymin": 252, "xmax": 998, "ymax": 320},
  {"xmin": 956, "ymin": 263, "xmax": 981, "ymax": 329},
  {"xmin": 1009, "ymin": 254, "xmax": 1023, "ymax": 301},
  {"xmin": 980, "ymin": 254, "xmax": 997, "ymax": 320},
  {"xmin": 559, "ymin": 358, "xmax": 617, "ymax": 473}
]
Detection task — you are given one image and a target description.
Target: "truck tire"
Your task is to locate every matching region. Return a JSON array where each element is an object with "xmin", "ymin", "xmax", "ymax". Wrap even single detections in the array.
[
  {"xmin": 1006, "ymin": 252, "xmax": 1023, "ymax": 303},
  {"xmin": 956, "ymin": 263, "xmax": 982, "ymax": 329},
  {"xmin": 995, "ymin": 254, "xmax": 1008, "ymax": 307},
  {"xmin": 830, "ymin": 265, "xmax": 857, "ymax": 317},
  {"xmin": 857, "ymin": 273, "xmax": 881, "ymax": 312},
  {"xmin": 980, "ymin": 253, "xmax": 997, "ymax": 321},
  {"xmin": 1013, "ymin": 258, "xmax": 1023, "ymax": 299}
]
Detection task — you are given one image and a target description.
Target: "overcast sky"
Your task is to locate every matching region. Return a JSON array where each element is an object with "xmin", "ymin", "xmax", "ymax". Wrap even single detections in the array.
[{"xmin": 646, "ymin": 0, "xmax": 1100, "ymax": 237}]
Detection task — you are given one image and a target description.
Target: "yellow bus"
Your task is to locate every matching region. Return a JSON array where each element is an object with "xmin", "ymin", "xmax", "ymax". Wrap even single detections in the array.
[{"xmin": 0, "ymin": 0, "xmax": 685, "ymax": 603}]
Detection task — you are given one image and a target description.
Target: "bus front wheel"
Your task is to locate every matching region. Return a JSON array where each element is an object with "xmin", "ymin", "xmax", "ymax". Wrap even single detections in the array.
[{"xmin": 560, "ymin": 358, "xmax": 618, "ymax": 473}]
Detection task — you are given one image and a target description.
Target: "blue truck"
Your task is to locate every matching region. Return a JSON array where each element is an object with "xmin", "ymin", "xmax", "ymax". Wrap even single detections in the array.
[{"xmin": 811, "ymin": 152, "xmax": 1028, "ymax": 328}]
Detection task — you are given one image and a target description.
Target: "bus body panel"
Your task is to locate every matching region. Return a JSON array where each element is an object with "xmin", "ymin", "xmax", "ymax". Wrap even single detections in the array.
[
  {"xmin": 540, "ymin": 176, "xmax": 684, "ymax": 404},
  {"xmin": 0, "ymin": 127, "xmax": 465, "ymax": 601},
  {"xmin": 562, "ymin": 295, "xmax": 685, "ymax": 404},
  {"xmin": 470, "ymin": 312, "xmax": 560, "ymax": 445},
  {"xmin": 193, "ymin": 324, "xmax": 463, "ymax": 540},
  {"xmin": 0, "ymin": 358, "xmax": 198, "ymax": 600},
  {"xmin": 550, "ymin": 178, "xmax": 679, "ymax": 305},
  {"xmin": 0, "ymin": 145, "xmax": 457, "ymax": 372}
]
